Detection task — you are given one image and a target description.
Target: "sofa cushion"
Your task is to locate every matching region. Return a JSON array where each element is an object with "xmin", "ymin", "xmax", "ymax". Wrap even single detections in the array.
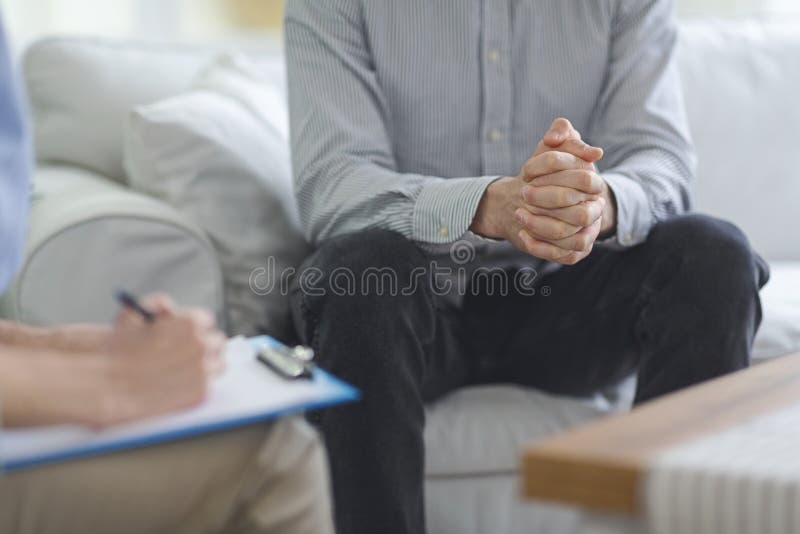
[
  {"xmin": 753, "ymin": 261, "xmax": 800, "ymax": 362},
  {"xmin": 0, "ymin": 165, "xmax": 224, "ymax": 325},
  {"xmin": 677, "ymin": 21, "xmax": 800, "ymax": 261},
  {"xmin": 23, "ymin": 38, "xmax": 282, "ymax": 183},
  {"xmin": 124, "ymin": 54, "xmax": 308, "ymax": 338},
  {"xmin": 424, "ymin": 384, "xmax": 630, "ymax": 477}
]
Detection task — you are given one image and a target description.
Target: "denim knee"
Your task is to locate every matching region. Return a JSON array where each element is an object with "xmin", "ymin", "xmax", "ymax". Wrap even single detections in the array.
[
  {"xmin": 305, "ymin": 229, "xmax": 427, "ymax": 275},
  {"xmin": 647, "ymin": 214, "xmax": 768, "ymax": 291},
  {"xmin": 291, "ymin": 229, "xmax": 435, "ymax": 347}
]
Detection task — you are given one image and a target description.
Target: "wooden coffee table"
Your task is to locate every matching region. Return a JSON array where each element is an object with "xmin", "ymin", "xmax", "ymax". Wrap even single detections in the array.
[{"xmin": 522, "ymin": 352, "xmax": 800, "ymax": 532}]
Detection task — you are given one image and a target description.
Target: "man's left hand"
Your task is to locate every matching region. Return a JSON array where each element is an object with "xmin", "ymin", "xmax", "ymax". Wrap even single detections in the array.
[{"xmin": 522, "ymin": 118, "xmax": 617, "ymax": 241}]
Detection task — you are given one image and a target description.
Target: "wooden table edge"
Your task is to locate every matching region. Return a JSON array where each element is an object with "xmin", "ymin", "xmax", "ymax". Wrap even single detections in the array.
[{"xmin": 521, "ymin": 352, "xmax": 800, "ymax": 515}]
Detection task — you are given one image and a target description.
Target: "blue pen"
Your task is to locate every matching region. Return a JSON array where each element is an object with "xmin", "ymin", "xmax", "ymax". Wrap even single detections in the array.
[{"xmin": 115, "ymin": 290, "xmax": 156, "ymax": 323}]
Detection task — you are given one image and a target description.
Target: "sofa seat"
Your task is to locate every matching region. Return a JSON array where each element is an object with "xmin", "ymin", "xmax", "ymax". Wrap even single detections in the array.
[
  {"xmin": 421, "ymin": 261, "xmax": 800, "ymax": 534},
  {"xmin": 753, "ymin": 262, "xmax": 800, "ymax": 361}
]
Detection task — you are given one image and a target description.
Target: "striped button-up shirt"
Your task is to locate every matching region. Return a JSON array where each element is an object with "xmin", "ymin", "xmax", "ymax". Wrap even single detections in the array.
[{"xmin": 286, "ymin": 0, "xmax": 695, "ymax": 270}]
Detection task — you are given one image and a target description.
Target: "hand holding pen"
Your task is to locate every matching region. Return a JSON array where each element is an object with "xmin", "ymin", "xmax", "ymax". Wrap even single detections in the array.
[{"xmin": 85, "ymin": 291, "xmax": 227, "ymax": 427}]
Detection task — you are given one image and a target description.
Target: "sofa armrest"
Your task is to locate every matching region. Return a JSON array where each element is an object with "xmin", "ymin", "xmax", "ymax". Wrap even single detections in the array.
[{"xmin": 0, "ymin": 165, "xmax": 225, "ymax": 327}]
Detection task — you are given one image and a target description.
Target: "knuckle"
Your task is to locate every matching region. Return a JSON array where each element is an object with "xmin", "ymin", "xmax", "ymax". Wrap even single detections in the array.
[
  {"xmin": 523, "ymin": 186, "xmax": 537, "ymax": 204},
  {"xmin": 578, "ymin": 209, "xmax": 593, "ymax": 227},
  {"xmin": 523, "ymin": 240, "xmax": 538, "ymax": 257},
  {"xmin": 566, "ymin": 139, "xmax": 582, "ymax": 153},
  {"xmin": 576, "ymin": 235, "xmax": 591, "ymax": 250},
  {"xmin": 544, "ymin": 151, "xmax": 560, "ymax": 167},
  {"xmin": 522, "ymin": 160, "xmax": 533, "ymax": 176},
  {"xmin": 580, "ymin": 170, "xmax": 594, "ymax": 190},
  {"xmin": 590, "ymin": 172, "xmax": 603, "ymax": 193}
]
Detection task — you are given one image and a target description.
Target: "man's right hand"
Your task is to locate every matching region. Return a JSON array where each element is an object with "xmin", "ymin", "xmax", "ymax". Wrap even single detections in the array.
[
  {"xmin": 97, "ymin": 295, "xmax": 226, "ymax": 427},
  {"xmin": 470, "ymin": 119, "xmax": 606, "ymax": 265}
]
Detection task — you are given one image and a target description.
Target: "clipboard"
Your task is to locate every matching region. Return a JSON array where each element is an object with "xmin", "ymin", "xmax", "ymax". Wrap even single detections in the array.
[{"xmin": 0, "ymin": 336, "xmax": 358, "ymax": 472}]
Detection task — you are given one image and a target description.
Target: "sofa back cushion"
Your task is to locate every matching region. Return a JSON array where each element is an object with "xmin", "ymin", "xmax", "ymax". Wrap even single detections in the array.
[
  {"xmin": 124, "ymin": 54, "xmax": 307, "ymax": 338},
  {"xmin": 677, "ymin": 21, "xmax": 800, "ymax": 260},
  {"xmin": 23, "ymin": 38, "xmax": 282, "ymax": 182}
]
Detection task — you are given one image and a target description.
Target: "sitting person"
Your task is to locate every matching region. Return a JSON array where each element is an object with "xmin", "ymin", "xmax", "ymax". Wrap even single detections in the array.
[
  {"xmin": 0, "ymin": 17, "xmax": 333, "ymax": 534},
  {"xmin": 284, "ymin": 1, "xmax": 770, "ymax": 533}
]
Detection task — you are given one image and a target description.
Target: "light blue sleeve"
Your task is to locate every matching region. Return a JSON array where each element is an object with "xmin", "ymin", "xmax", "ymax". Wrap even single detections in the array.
[{"xmin": 0, "ymin": 15, "xmax": 31, "ymax": 293}]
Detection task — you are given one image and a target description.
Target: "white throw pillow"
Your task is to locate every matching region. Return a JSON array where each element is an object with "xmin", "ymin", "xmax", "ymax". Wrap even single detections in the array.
[{"xmin": 123, "ymin": 53, "xmax": 309, "ymax": 337}]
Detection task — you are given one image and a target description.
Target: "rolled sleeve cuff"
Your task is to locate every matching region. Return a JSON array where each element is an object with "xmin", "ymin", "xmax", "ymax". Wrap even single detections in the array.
[
  {"xmin": 600, "ymin": 172, "xmax": 654, "ymax": 249},
  {"xmin": 412, "ymin": 176, "xmax": 498, "ymax": 244}
]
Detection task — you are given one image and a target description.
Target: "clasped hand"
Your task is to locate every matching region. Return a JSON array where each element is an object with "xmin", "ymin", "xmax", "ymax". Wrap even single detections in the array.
[{"xmin": 471, "ymin": 118, "xmax": 616, "ymax": 265}]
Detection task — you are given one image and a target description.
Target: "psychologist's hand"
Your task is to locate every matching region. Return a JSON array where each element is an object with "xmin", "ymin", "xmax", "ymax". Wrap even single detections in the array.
[
  {"xmin": 470, "ymin": 119, "xmax": 611, "ymax": 264},
  {"xmin": 97, "ymin": 294, "xmax": 226, "ymax": 427}
]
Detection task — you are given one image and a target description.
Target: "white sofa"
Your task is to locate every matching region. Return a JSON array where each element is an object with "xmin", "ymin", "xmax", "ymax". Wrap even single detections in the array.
[{"xmin": 2, "ymin": 19, "xmax": 800, "ymax": 534}]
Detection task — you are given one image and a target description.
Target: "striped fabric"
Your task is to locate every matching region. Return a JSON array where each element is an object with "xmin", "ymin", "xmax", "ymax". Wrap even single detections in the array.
[{"xmin": 285, "ymin": 0, "xmax": 695, "ymax": 265}]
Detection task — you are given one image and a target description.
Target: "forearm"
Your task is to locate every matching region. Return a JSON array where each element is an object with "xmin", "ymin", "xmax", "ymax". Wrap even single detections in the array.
[
  {"xmin": 0, "ymin": 320, "xmax": 109, "ymax": 354},
  {"xmin": 0, "ymin": 345, "xmax": 110, "ymax": 427},
  {"xmin": 296, "ymin": 157, "xmax": 496, "ymax": 246},
  {"xmin": 0, "ymin": 320, "xmax": 52, "ymax": 349}
]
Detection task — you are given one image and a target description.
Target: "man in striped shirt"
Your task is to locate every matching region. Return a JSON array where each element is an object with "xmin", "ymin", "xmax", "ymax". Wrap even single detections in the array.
[{"xmin": 285, "ymin": 2, "xmax": 769, "ymax": 533}]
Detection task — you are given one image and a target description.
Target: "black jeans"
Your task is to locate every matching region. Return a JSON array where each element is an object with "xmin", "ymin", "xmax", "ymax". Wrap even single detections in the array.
[{"xmin": 290, "ymin": 214, "xmax": 769, "ymax": 534}]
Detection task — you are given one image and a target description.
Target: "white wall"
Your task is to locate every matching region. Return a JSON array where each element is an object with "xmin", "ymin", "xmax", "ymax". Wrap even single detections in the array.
[
  {"xmin": 677, "ymin": 0, "xmax": 800, "ymax": 17},
  {"xmin": 2, "ymin": 0, "xmax": 799, "ymax": 53},
  {"xmin": 1, "ymin": 0, "xmax": 240, "ymax": 52}
]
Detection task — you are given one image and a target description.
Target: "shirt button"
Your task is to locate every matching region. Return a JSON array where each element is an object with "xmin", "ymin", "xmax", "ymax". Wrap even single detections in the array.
[
  {"xmin": 487, "ymin": 128, "xmax": 504, "ymax": 142},
  {"xmin": 488, "ymin": 49, "xmax": 500, "ymax": 63},
  {"xmin": 624, "ymin": 232, "xmax": 633, "ymax": 245},
  {"xmin": 439, "ymin": 225, "xmax": 449, "ymax": 238}
]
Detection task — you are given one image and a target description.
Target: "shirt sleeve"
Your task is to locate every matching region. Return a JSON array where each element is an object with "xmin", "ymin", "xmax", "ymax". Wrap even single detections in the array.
[
  {"xmin": 285, "ymin": 0, "xmax": 497, "ymax": 246},
  {"xmin": 589, "ymin": 0, "xmax": 696, "ymax": 249},
  {"xmin": 0, "ymin": 16, "xmax": 31, "ymax": 293}
]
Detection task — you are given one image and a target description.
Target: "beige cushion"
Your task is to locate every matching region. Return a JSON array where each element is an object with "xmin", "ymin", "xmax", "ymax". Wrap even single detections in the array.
[
  {"xmin": 123, "ymin": 54, "xmax": 308, "ymax": 337},
  {"xmin": 0, "ymin": 165, "xmax": 224, "ymax": 325}
]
